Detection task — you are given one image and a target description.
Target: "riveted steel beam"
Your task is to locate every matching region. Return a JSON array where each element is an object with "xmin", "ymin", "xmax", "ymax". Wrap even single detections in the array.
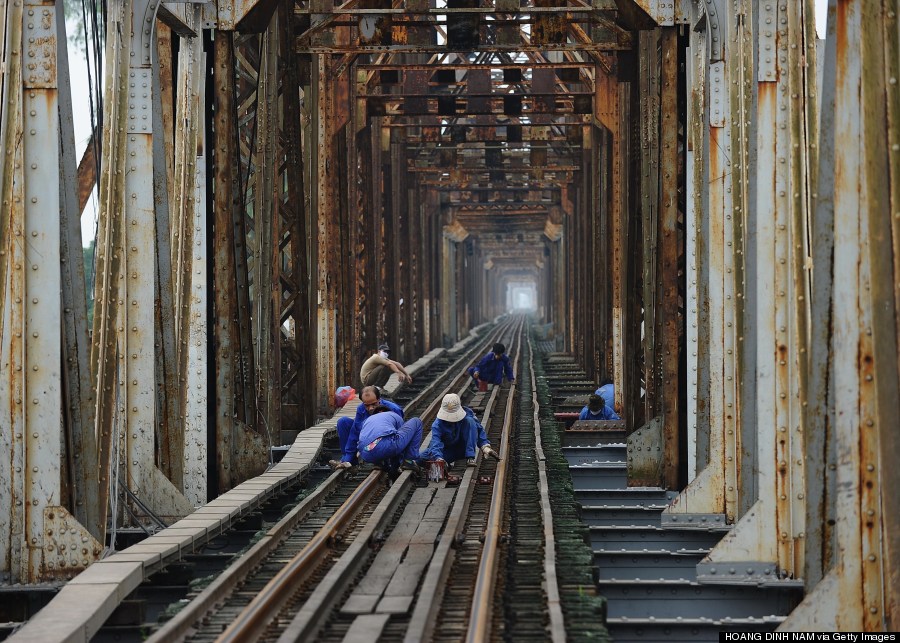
[
  {"xmin": 280, "ymin": 1, "xmax": 315, "ymax": 433},
  {"xmin": 254, "ymin": 20, "xmax": 280, "ymax": 444},
  {"xmin": 696, "ymin": 0, "xmax": 812, "ymax": 582},
  {"xmin": 55, "ymin": 0, "xmax": 98, "ymax": 539},
  {"xmin": 656, "ymin": 26, "xmax": 680, "ymax": 490},
  {"xmin": 782, "ymin": 0, "xmax": 898, "ymax": 631},
  {"xmin": 0, "ymin": 0, "xmax": 105, "ymax": 582},
  {"xmin": 169, "ymin": 4, "xmax": 205, "ymax": 501},
  {"xmin": 91, "ymin": 0, "xmax": 194, "ymax": 534}
]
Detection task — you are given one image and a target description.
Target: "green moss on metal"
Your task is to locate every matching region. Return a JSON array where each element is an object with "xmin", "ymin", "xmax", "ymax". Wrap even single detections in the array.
[{"xmin": 532, "ymin": 336, "xmax": 611, "ymax": 642}]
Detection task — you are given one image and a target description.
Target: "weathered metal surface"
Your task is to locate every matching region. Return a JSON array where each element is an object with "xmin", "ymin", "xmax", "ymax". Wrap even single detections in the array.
[
  {"xmin": 879, "ymin": 0, "xmax": 900, "ymax": 628},
  {"xmin": 55, "ymin": 0, "xmax": 97, "ymax": 538},
  {"xmin": 803, "ymin": 0, "xmax": 837, "ymax": 593},
  {"xmin": 664, "ymin": 1, "xmax": 736, "ymax": 518},
  {"xmin": 280, "ymin": 1, "xmax": 314, "ymax": 433},
  {"xmin": 254, "ymin": 21, "xmax": 279, "ymax": 444},
  {"xmin": 628, "ymin": 0, "xmax": 691, "ymax": 26},
  {"xmin": 169, "ymin": 3, "xmax": 205, "ymax": 495},
  {"xmin": 182, "ymin": 8, "xmax": 208, "ymax": 507},
  {"xmin": 20, "ymin": 8, "xmax": 64, "ymax": 583},
  {"xmin": 657, "ymin": 27, "xmax": 680, "ymax": 490},
  {"xmin": 210, "ymin": 30, "xmax": 266, "ymax": 491},
  {"xmin": 684, "ymin": 19, "xmax": 702, "ymax": 481},
  {"xmin": 610, "ymin": 83, "xmax": 626, "ymax": 423},
  {"xmin": 90, "ymin": 0, "xmax": 193, "ymax": 531},
  {"xmin": 314, "ymin": 53, "xmax": 338, "ymax": 410},
  {"xmin": 213, "ymin": 30, "xmax": 240, "ymax": 492},
  {"xmin": 639, "ymin": 30, "xmax": 660, "ymax": 427},
  {"xmin": 626, "ymin": 417, "xmax": 663, "ymax": 487}
]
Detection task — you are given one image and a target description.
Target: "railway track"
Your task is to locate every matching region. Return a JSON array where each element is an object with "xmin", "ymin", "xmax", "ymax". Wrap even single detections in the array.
[
  {"xmin": 137, "ymin": 317, "xmax": 562, "ymax": 642},
  {"xmin": 14, "ymin": 319, "xmax": 600, "ymax": 643},
  {"xmin": 141, "ymin": 316, "xmax": 564, "ymax": 642}
]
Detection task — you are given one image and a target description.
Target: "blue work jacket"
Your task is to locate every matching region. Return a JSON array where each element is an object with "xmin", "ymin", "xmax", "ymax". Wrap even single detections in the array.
[
  {"xmin": 341, "ymin": 399, "xmax": 404, "ymax": 462},
  {"xmin": 359, "ymin": 411, "xmax": 404, "ymax": 448},
  {"xmin": 579, "ymin": 405, "xmax": 620, "ymax": 421},
  {"xmin": 594, "ymin": 384, "xmax": 614, "ymax": 409},
  {"xmin": 472, "ymin": 352, "xmax": 515, "ymax": 385},
  {"xmin": 422, "ymin": 407, "xmax": 489, "ymax": 462}
]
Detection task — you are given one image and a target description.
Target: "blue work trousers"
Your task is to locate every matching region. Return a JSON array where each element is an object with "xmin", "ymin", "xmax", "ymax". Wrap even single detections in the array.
[
  {"xmin": 358, "ymin": 418, "xmax": 423, "ymax": 467},
  {"xmin": 336, "ymin": 416, "xmax": 358, "ymax": 464}
]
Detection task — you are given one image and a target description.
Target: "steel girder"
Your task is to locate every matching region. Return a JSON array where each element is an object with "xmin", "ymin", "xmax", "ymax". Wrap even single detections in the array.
[
  {"xmin": 90, "ymin": 0, "xmax": 196, "ymax": 531},
  {"xmin": 780, "ymin": 0, "xmax": 900, "ymax": 631},
  {"xmin": 0, "ymin": 0, "xmax": 103, "ymax": 583}
]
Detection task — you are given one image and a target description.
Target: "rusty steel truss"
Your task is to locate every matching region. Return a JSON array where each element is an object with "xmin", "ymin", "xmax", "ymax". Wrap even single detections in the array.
[{"xmin": 0, "ymin": 0, "xmax": 897, "ymax": 631}]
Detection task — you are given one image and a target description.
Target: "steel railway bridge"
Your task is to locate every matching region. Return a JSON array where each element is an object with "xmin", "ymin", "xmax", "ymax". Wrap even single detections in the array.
[{"xmin": 0, "ymin": 0, "xmax": 898, "ymax": 636}]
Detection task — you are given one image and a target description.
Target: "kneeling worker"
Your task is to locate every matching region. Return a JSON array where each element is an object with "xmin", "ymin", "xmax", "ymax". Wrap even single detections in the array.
[
  {"xmin": 420, "ymin": 393, "xmax": 499, "ymax": 466},
  {"xmin": 467, "ymin": 342, "xmax": 515, "ymax": 390},
  {"xmin": 330, "ymin": 386, "xmax": 403, "ymax": 470},
  {"xmin": 579, "ymin": 393, "xmax": 620, "ymax": 421},
  {"xmin": 357, "ymin": 407, "xmax": 423, "ymax": 474}
]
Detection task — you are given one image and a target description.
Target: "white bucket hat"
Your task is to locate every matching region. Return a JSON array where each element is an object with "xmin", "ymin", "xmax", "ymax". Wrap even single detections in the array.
[{"xmin": 437, "ymin": 393, "xmax": 467, "ymax": 422}]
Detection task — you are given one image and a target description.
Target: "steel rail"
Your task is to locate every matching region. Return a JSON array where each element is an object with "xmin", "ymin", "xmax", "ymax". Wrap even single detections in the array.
[
  {"xmin": 149, "ymin": 319, "xmax": 520, "ymax": 643},
  {"xmin": 270, "ymin": 324, "xmax": 517, "ymax": 642},
  {"xmin": 403, "ymin": 363, "xmax": 508, "ymax": 643},
  {"xmin": 216, "ymin": 470, "xmax": 386, "ymax": 643},
  {"xmin": 528, "ymin": 334, "xmax": 566, "ymax": 643},
  {"xmin": 146, "ymin": 469, "xmax": 349, "ymax": 642},
  {"xmin": 466, "ymin": 324, "xmax": 524, "ymax": 642},
  {"xmin": 274, "ymin": 473, "xmax": 415, "ymax": 642},
  {"xmin": 405, "ymin": 319, "xmax": 517, "ymax": 418}
]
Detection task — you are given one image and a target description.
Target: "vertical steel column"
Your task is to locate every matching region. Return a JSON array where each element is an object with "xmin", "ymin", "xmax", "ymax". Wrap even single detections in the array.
[
  {"xmin": 877, "ymin": 0, "xmax": 900, "ymax": 628},
  {"xmin": 665, "ymin": 0, "xmax": 748, "ymax": 520},
  {"xmin": 0, "ymin": 0, "xmax": 101, "ymax": 581},
  {"xmin": 254, "ymin": 20, "xmax": 279, "ymax": 441},
  {"xmin": 213, "ymin": 31, "xmax": 242, "ymax": 492},
  {"xmin": 181, "ymin": 8, "xmax": 208, "ymax": 506},
  {"xmin": 281, "ymin": 4, "xmax": 313, "ymax": 432},
  {"xmin": 703, "ymin": 0, "xmax": 812, "ymax": 578},
  {"xmin": 56, "ymin": 0, "xmax": 98, "ymax": 535},
  {"xmin": 610, "ymin": 81, "xmax": 627, "ymax": 419},
  {"xmin": 658, "ymin": 27, "xmax": 681, "ymax": 489},
  {"xmin": 211, "ymin": 31, "xmax": 268, "ymax": 493},
  {"xmin": 314, "ymin": 53, "xmax": 338, "ymax": 409},
  {"xmin": 170, "ymin": 5, "xmax": 205, "ymax": 497},
  {"xmin": 684, "ymin": 22, "xmax": 702, "ymax": 480},
  {"xmin": 640, "ymin": 30, "xmax": 661, "ymax": 426},
  {"xmin": 92, "ymin": 0, "xmax": 193, "ymax": 528},
  {"xmin": 803, "ymin": 0, "xmax": 837, "ymax": 592},
  {"xmin": 783, "ymin": 0, "xmax": 898, "ymax": 630}
]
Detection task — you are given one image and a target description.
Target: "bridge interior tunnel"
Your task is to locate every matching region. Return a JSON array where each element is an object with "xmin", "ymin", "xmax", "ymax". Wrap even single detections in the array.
[
  {"xmin": 0, "ymin": 0, "xmax": 898, "ymax": 628},
  {"xmin": 299, "ymin": 21, "xmax": 686, "ymax": 487}
]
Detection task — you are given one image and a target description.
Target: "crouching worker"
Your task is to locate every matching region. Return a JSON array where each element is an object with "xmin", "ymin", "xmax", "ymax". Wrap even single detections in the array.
[
  {"xmin": 357, "ymin": 407, "xmax": 423, "ymax": 474},
  {"xmin": 579, "ymin": 393, "xmax": 621, "ymax": 421},
  {"xmin": 420, "ymin": 393, "xmax": 500, "ymax": 467},
  {"xmin": 330, "ymin": 386, "xmax": 404, "ymax": 470},
  {"xmin": 467, "ymin": 342, "xmax": 515, "ymax": 391}
]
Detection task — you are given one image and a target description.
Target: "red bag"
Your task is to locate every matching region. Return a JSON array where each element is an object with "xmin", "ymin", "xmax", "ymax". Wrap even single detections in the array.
[{"xmin": 334, "ymin": 386, "xmax": 356, "ymax": 408}]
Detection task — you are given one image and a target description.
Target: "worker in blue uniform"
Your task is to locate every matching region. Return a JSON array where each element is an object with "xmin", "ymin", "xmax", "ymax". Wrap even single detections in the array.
[
  {"xmin": 468, "ymin": 342, "xmax": 515, "ymax": 390},
  {"xmin": 419, "ymin": 393, "xmax": 499, "ymax": 466},
  {"xmin": 330, "ymin": 385, "xmax": 403, "ymax": 469},
  {"xmin": 579, "ymin": 393, "xmax": 620, "ymax": 421},
  {"xmin": 594, "ymin": 379, "xmax": 614, "ymax": 409},
  {"xmin": 357, "ymin": 407, "xmax": 423, "ymax": 473}
]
